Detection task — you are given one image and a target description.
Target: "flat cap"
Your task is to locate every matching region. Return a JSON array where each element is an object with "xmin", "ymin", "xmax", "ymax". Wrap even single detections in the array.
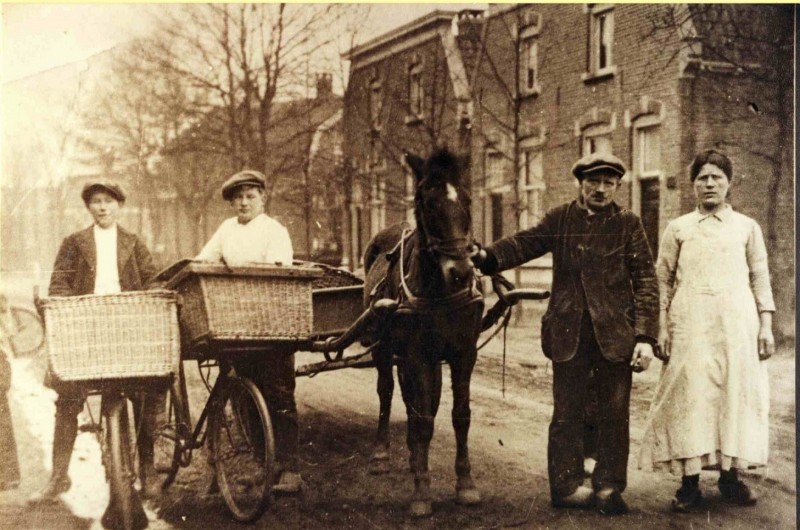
[
  {"xmin": 221, "ymin": 170, "xmax": 266, "ymax": 200},
  {"xmin": 571, "ymin": 152, "xmax": 626, "ymax": 179},
  {"xmin": 81, "ymin": 180, "xmax": 126, "ymax": 204}
]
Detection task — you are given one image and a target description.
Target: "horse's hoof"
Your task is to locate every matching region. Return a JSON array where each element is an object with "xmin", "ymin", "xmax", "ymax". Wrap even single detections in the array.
[
  {"xmin": 456, "ymin": 487, "xmax": 482, "ymax": 506},
  {"xmin": 409, "ymin": 499, "xmax": 433, "ymax": 517}
]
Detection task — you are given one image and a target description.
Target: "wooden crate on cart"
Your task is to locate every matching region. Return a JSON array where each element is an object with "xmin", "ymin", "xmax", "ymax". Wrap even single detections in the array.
[
  {"xmin": 41, "ymin": 290, "xmax": 180, "ymax": 386},
  {"xmin": 165, "ymin": 262, "xmax": 322, "ymax": 354}
]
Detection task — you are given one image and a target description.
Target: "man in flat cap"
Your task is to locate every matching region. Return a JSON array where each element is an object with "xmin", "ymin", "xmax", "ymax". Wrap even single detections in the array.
[
  {"xmin": 31, "ymin": 181, "xmax": 161, "ymax": 522},
  {"xmin": 473, "ymin": 152, "xmax": 658, "ymax": 514},
  {"xmin": 197, "ymin": 170, "xmax": 301, "ymax": 494}
]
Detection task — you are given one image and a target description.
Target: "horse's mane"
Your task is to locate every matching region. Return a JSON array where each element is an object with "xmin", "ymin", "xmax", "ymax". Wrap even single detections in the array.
[{"xmin": 423, "ymin": 149, "xmax": 463, "ymax": 187}]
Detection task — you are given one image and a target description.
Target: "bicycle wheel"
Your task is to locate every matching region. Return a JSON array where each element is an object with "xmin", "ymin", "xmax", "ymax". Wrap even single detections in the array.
[
  {"xmin": 9, "ymin": 306, "xmax": 45, "ymax": 357},
  {"xmin": 155, "ymin": 362, "xmax": 192, "ymax": 489},
  {"xmin": 103, "ymin": 395, "xmax": 147, "ymax": 530},
  {"xmin": 211, "ymin": 375, "xmax": 275, "ymax": 522}
]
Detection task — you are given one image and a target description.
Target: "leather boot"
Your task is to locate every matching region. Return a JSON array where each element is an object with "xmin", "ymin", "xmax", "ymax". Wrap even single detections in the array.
[{"xmin": 29, "ymin": 409, "xmax": 78, "ymax": 504}]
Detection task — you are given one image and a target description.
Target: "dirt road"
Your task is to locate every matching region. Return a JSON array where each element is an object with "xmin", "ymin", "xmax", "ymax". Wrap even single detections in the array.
[{"xmin": 2, "ymin": 322, "xmax": 796, "ymax": 529}]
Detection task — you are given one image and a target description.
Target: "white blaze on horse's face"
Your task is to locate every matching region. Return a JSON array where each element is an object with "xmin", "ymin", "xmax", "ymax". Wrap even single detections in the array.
[{"xmin": 446, "ymin": 183, "xmax": 458, "ymax": 202}]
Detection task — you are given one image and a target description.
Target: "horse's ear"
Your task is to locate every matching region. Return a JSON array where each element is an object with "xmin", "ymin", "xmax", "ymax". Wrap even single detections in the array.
[{"xmin": 405, "ymin": 152, "xmax": 425, "ymax": 181}]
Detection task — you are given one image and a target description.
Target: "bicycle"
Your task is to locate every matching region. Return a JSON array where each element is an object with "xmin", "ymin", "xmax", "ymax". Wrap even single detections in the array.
[
  {"xmin": 40, "ymin": 290, "xmax": 180, "ymax": 530},
  {"xmin": 0, "ymin": 293, "xmax": 45, "ymax": 358}
]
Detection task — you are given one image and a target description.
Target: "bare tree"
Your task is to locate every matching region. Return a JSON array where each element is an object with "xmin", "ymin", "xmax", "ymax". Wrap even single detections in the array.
[{"xmin": 137, "ymin": 4, "xmax": 355, "ymax": 208}]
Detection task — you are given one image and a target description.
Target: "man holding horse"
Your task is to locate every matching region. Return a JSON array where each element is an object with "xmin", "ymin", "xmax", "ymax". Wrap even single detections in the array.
[{"xmin": 473, "ymin": 152, "xmax": 659, "ymax": 515}]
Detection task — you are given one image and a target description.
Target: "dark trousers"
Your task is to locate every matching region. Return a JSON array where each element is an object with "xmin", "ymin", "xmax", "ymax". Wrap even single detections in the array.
[
  {"xmin": 51, "ymin": 386, "xmax": 162, "ymax": 482},
  {"xmin": 235, "ymin": 352, "xmax": 299, "ymax": 472},
  {"xmin": 1, "ymin": 356, "xmax": 20, "ymax": 486},
  {"xmin": 548, "ymin": 313, "xmax": 632, "ymax": 498}
]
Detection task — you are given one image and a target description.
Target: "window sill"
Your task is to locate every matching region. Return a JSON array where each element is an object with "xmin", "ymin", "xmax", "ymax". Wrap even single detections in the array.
[
  {"xmin": 581, "ymin": 66, "xmax": 617, "ymax": 84},
  {"xmin": 404, "ymin": 114, "xmax": 424, "ymax": 125}
]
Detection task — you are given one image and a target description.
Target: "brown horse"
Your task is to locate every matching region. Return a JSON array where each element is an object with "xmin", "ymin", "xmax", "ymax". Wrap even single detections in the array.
[{"xmin": 362, "ymin": 149, "xmax": 484, "ymax": 517}]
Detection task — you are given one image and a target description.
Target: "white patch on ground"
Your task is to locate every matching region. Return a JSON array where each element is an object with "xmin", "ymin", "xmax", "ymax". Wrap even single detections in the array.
[
  {"xmin": 11, "ymin": 358, "xmax": 160, "ymax": 525},
  {"xmin": 446, "ymin": 183, "xmax": 458, "ymax": 202}
]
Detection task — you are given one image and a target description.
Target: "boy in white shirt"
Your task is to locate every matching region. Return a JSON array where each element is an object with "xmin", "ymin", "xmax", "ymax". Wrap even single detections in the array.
[{"xmin": 197, "ymin": 170, "xmax": 302, "ymax": 494}]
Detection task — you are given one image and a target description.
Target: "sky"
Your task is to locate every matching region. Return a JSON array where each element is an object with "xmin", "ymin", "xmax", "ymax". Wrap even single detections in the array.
[{"xmin": 1, "ymin": 3, "xmax": 487, "ymax": 83}]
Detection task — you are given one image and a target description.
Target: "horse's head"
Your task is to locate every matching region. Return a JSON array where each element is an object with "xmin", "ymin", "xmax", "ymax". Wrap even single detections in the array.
[{"xmin": 406, "ymin": 149, "xmax": 474, "ymax": 293}]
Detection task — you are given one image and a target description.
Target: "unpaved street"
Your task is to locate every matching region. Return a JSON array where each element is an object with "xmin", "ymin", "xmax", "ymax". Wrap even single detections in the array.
[{"xmin": 2, "ymin": 318, "xmax": 796, "ymax": 529}]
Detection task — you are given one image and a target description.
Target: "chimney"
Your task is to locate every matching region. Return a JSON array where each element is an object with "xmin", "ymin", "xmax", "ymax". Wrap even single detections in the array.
[{"xmin": 315, "ymin": 73, "xmax": 333, "ymax": 99}]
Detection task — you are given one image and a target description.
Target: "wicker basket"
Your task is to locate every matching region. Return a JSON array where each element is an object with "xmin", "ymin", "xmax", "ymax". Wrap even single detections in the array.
[
  {"xmin": 166, "ymin": 262, "xmax": 322, "ymax": 347},
  {"xmin": 42, "ymin": 290, "xmax": 180, "ymax": 384}
]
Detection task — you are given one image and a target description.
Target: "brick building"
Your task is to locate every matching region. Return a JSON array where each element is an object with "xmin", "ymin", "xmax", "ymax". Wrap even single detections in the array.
[
  {"xmin": 342, "ymin": 9, "xmax": 484, "ymax": 268},
  {"xmin": 343, "ymin": 4, "xmax": 794, "ymax": 338}
]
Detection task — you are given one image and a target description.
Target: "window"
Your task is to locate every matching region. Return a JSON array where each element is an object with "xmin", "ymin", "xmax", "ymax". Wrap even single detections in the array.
[
  {"xmin": 484, "ymin": 150, "xmax": 505, "ymax": 189},
  {"xmin": 521, "ymin": 40, "xmax": 540, "ymax": 95},
  {"xmin": 519, "ymin": 149, "xmax": 545, "ymax": 227},
  {"xmin": 483, "ymin": 148, "xmax": 509, "ymax": 242},
  {"xmin": 407, "ymin": 58, "xmax": 424, "ymax": 121},
  {"xmin": 518, "ymin": 9, "xmax": 541, "ymax": 96},
  {"xmin": 584, "ymin": 5, "xmax": 616, "ymax": 80},
  {"xmin": 370, "ymin": 174, "xmax": 386, "ymax": 235},
  {"xmin": 369, "ymin": 77, "xmax": 382, "ymax": 130},
  {"xmin": 634, "ymin": 125, "xmax": 661, "ymax": 178}
]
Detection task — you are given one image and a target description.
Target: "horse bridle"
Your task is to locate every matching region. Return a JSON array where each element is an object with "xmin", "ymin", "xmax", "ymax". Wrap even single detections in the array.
[
  {"xmin": 397, "ymin": 227, "xmax": 482, "ymax": 314},
  {"xmin": 423, "ymin": 234, "xmax": 475, "ymax": 260}
]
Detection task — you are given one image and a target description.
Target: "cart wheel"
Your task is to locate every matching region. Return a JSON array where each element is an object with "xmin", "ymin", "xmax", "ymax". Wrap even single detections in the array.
[
  {"xmin": 103, "ymin": 395, "xmax": 147, "ymax": 530},
  {"xmin": 155, "ymin": 362, "xmax": 192, "ymax": 489},
  {"xmin": 211, "ymin": 375, "xmax": 275, "ymax": 523}
]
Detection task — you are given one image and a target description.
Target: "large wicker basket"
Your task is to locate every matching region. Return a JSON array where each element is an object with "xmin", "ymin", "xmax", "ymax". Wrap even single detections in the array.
[
  {"xmin": 42, "ymin": 290, "xmax": 180, "ymax": 384},
  {"xmin": 166, "ymin": 262, "xmax": 322, "ymax": 348}
]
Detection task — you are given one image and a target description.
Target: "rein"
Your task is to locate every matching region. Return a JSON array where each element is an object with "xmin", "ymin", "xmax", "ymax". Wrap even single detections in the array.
[{"xmin": 397, "ymin": 228, "xmax": 482, "ymax": 314}]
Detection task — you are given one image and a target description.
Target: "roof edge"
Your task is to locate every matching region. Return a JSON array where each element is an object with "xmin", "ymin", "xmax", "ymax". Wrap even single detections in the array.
[{"xmin": 343, "ymin": 10, "xmax": 459, "ymax": 61}]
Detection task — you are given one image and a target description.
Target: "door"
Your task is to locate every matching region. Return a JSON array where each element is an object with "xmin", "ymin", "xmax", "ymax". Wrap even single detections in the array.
[{"xmin": 640, "ymin": 178, "xmax": 660, "ymax": 256}]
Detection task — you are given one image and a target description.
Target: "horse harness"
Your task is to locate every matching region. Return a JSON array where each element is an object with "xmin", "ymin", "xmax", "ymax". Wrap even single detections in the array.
[{"xmin": 372, "ymin": 228, "xmax": 483, "ymax": 317}]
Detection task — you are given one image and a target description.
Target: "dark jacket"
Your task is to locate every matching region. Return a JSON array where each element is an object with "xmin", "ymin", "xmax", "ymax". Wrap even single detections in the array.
[
  {"xmin": 486, "ymin": 201, "xmax": 658, "ymax": 363},
  {"xmin": 49, "ymin": 225, "xmax": 157, "ymax": 297}
]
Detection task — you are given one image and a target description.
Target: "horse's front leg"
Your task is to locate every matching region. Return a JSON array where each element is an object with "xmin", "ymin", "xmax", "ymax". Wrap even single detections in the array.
[
  {"xmin": 369, "ymin": 346, "xmax": 393, "ymax": 474},
  {"xmin": 451, "ymin": 345, "xmax": 481, "ymax": 506},
  {"xmin": 401, "ymin": 354, "xmax": 442, "ymax": 517}
]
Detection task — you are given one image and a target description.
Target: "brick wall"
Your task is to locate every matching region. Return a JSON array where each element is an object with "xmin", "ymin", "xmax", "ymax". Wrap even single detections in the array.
[{"xmin": 344, "ymin": 18, "xmax": 474, "ymax": 265}]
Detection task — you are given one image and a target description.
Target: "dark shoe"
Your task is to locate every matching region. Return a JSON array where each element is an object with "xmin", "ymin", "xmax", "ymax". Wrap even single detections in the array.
[
  {"xmin": 272, "ymin": 471, "xmax": 303, "ymax": 495},
  {"xmin": 719, "ymin": 479, "xmax": 757, "ymax": 506},
  {"xmin": 595, "ymin": 487, "xmax": 629, "ymax": 515},
  {"xmin": 672, "ymin": 484, "xmax": 702, "ymax": 513},
  {"xmin": 551, "ymin": 485, "xmax": 594, "ymax": 509},
  {"xmin": 28, "ymin": 476, "xmax": 72, "ymax": 504}
]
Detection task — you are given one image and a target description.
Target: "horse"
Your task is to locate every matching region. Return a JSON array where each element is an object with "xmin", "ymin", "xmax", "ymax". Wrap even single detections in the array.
[{"xmin": 362, "ymin": 148, "xmax": 484, "ymax": 517}]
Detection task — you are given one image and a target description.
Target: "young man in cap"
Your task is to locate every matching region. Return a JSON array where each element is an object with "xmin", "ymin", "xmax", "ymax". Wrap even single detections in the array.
[
  {"xmin": 30, "ymin": 182, "xmax": 161, "ymax": 517},
  {"xmin": 197, "ymin": 170, "xmax": 301, "ymax": 494},
  {"xmin": 473, "ymin": 152, "xmax": 659, "ymax": 514}
]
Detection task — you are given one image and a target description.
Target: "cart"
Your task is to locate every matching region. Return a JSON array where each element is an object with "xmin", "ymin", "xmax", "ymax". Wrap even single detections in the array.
[{"xmin": 155, "ymin": 261, "xmax": 548, "ymax": 522}]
